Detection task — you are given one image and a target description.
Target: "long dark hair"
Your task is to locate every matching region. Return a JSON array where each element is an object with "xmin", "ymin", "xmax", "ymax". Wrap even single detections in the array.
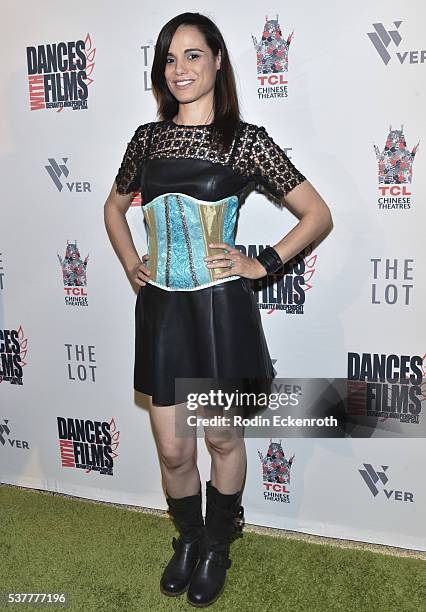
[{"xmin": 151, "ymin": 12, "xmax": 241, "ymax": 150}]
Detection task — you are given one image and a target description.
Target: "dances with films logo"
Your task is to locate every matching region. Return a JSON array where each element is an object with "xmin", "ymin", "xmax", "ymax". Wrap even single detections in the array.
[
  {"xmin": 58, "ymin": 241, "xmax": 89, "ymax": 306},
  {"xmin": 346, "ymin": 352, "xmax": 423, "ymax": 424},
  {"xmin": 26, "ymin": 34, "xmax": 96, "ymax": 111},
  {"xmin": 0, "ymin": 327, "xmax": 27, "ymax": 386},
  {"xmin": 374, "ymin": 126, "xmax": 419, "ymax": 210},
  {"xmin": 237, "ymin": 244, "xmax": 316, "ymax": 315},
  {"xmin": 252, "ymin": 15, "xmax": 295, "ymax": 99},
  {"xmin": 57, "ymin": 417, "xmax": 120, "ymax": 476},
  {"xmin": 258, "ymin": 439, "xmax": 295, "ymax": 503}
]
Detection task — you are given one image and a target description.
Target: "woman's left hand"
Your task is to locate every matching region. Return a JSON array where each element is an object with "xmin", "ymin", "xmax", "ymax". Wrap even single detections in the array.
[{"xmin": 204, "ymin": 242, "xmax": 268, "ymax": 280}]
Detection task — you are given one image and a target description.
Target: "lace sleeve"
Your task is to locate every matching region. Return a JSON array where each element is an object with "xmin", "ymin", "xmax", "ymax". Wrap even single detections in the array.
[
  {"xmin": 114, "ymin": 123, "xmax": 152, "ymax": 194},
  {"xmin": 248, "ymin": 125, "xmax": 306, "ymax": 200}
]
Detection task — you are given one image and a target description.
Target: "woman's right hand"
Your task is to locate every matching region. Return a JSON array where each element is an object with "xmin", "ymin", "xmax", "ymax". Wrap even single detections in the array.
[{"xmin": 129, "ymin": 254, "xmax": 151, "ymax": 287}]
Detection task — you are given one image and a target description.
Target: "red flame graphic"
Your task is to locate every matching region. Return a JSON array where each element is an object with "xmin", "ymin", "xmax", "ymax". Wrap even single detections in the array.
[
  {"xmin": 267, "ymin": 247, "xmax": 317, "ymax": 315},
  {"xmin": 17, "ymin": 325, "xmax": 28, "ymax": 366},
  {"xmin": 109, "ymin": 417, "xmax": 121, "ymax": 459},
  {"xmin": 57, "ymin": 32, "xmax": 96, "ymax": 112}
]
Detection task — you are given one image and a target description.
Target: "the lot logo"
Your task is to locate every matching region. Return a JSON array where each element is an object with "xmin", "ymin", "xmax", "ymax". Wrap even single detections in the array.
[
  {"xmin": 65, "ymin": 344, "xmax": 97, "ymax": 382},
  {"xmin": 258, "ymin": 439, "xmax": 295, "ymax": 503},
  {"xmin": 371, "ymin": 258, "xmax": 414, "ymax": 305},
  {"xmin": 0, "ymin": 327, "xmax": 27, "ymax": 386},
  {"xmin": 57, "ymin": 416, "xmax": 120, "ymax": 476},
  {"xmin": 45, "ymin": 158, "xmax": 91, "ymax": 193},
  {"xmin": 359, "ymin": 463, "xmax": 414, "ymax": 502},
  {"xmin": 367, "ymin": 21, "xmax": 426, "ymax": 66},
  {"xmin": 252, "ymin": 15, "xmax": 294, "ymax": 99},
  {"xmin": 374, "ymin": 126, "xmax": 419, "ymax": 210},
  {"xmin": 0, "ymin": 419, "xmax": 29, "ymax": 450},
  {"xmin": 26, "ymin": 34, "xmax": 96, "ymax": 111},
  {"xmin": 140, "ymin": 44, "xmax": 154, "ymax": 92},
  {"xmin": 58, "ymin": 241, "xmax": 89, "ymax": 307}
]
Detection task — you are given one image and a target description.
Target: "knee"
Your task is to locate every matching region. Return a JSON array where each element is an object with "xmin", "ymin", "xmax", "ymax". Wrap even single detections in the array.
[
  {"xmin": 159, "ymin": 444, "xmax": 195, "ymax": 472},
  {"xmin": 205, "ymin": 435, "xmax": 242, "ymax": 457}
]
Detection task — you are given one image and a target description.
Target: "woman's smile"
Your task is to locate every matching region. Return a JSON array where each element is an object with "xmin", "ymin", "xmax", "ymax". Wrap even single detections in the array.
[{"xmin": 174, "ymin": 78, "xmax": 195, "ymax": 89}]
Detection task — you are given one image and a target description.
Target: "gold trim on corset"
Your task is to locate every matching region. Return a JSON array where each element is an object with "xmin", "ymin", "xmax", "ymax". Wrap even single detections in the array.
[
  {"xmin": 143, "ymin": 206, "xmax": 158, "ymax": 281},
  {"xmin": 198, "ymin": 202, "xmax": 226, "ymax": 283},
  {"xmin": 198, "ymin": 208, "xmax": 214, "ymax": 283}
]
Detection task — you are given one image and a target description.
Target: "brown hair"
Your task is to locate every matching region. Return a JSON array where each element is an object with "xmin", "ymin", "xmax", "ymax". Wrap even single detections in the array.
[{"xmin": 151, "ymin": 12, "xmax": 241, "ymax": 150}]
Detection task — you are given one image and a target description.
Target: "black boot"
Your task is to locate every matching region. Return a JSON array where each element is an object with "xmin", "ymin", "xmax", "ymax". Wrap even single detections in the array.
[
  {"xmin": 187, "ymin": 480, "xmax": 245, "ymax": 607},
  {"xmin": 160, "ymin": 484, "xmax": 204, "ymax": 597}
]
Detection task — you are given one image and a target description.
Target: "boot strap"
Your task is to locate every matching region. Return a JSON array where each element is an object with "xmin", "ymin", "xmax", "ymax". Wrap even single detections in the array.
[
  {"xmin": 171, "ymin": 535, "xmax": 201, "ymax": 552},
  {"xmin": 208, "ymin": 501, "xmax": 246, "ymax": 535},
  {"xmin": 201, "ymin": 548, "xmax": 232, "ymax": 569}
]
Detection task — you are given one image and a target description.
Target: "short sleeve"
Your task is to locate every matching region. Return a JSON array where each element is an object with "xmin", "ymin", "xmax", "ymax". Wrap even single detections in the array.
[
  {"xmin": 114, "ymin": 123, "xmax": 151, "ymax": 194},
  {"xmin": 249, "ymin": 125, "xmax": 306, "ymax": 200}
]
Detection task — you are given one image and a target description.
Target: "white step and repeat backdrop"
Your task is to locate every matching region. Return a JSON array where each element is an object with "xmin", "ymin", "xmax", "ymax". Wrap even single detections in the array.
[{"xmin": 1, "ymin": 1, "xmax": 425, "ymax": 551}]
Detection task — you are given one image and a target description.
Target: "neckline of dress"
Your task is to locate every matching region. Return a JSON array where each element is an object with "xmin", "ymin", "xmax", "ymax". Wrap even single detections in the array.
[{"xmin": 166, "ymin": 119, "xmax": 215, "ymax": 129}]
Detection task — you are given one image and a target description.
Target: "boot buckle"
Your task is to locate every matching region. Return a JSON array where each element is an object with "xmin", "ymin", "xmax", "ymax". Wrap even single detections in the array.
[{"xmin": 233, "ymin": 505, "xmax": 245, "ymax": 532}]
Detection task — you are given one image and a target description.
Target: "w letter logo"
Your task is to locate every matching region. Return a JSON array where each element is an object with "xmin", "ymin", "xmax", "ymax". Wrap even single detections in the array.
[
  {"xmin": 367, "ymin": 21, "xmax": 403, "ymax": 65},
  {"xmin": 359, "ymin": 463, "xmax": 389, "ymax": 497}
]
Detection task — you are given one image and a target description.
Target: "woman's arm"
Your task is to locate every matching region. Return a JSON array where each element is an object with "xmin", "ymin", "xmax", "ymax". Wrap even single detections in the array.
[
  {"xmin": 271, "ymin": 179, "xmax": 333, "ymax": 266},
  {"xmin": 103, "ymin": 181, "xmax": 151, "ymax": 287},
  {"xmin": 206, "ymin": 179, "xmax": 332, "ymax": 280}
]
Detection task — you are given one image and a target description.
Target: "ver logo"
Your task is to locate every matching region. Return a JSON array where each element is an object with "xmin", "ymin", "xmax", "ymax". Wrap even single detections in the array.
[
  {"xmin": 358, "ymin": 463, "xmax": 414, "ymax": 502},
  {"xmin": 367, "ymin": 21, "xmax": 426, "ymax": 65},
  {"xmin": 45, "ymin": 157, "xmax": 91, "ymax": 193},
  {"xmin": 367, "ymin": 21, "xmax": 402, "ymax": 65}
]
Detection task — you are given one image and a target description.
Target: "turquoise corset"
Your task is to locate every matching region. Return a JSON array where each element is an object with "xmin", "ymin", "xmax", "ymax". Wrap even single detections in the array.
[{"xmin": 142, "ymin": 192, "xmax": 241, "ymax": 291}]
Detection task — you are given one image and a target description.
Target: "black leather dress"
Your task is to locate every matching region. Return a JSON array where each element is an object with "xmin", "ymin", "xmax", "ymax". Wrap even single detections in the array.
[{"xmin": 115, "ymin": 119, "xmax": 306, "ymax": 405}]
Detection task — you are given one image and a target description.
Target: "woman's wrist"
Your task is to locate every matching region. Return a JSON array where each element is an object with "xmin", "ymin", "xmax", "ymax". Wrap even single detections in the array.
[
  {"xmin": 125, "ymin": 256, "xmax": 142, "ymax": 275},
  {"xmin": 255, "ymin": 246, "xmax": 284, "ymax": 275}
]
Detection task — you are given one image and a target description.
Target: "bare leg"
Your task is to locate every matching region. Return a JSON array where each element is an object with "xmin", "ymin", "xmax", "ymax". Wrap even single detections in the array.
[
  {"xmin": 203, "ymin": 410, "xmax": 246, "ymax": 493},
  {"xmin": 149, "ymin": 398, "xmax": 200, "ymax": 498}
]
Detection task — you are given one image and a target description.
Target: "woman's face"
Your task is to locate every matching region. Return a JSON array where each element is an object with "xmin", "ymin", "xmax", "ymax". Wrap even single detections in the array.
[{"xmin": 165, "ymin": 25, "xmax": 221, "ymax": 108}]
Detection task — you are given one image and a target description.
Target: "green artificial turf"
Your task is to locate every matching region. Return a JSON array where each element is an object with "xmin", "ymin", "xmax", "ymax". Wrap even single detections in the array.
[{"xmin": 0, "ymin": 485, "xmax": 425, "ymax": 611}]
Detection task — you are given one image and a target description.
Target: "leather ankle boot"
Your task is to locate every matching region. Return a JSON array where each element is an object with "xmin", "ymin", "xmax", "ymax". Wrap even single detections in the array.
[
  {"xmin": 160, "ymin": 484, "xmax": 204, "ymax": 597},
  {"xmin": 187, "ymin": 480, "xmax": 245, "ymax": 607}
]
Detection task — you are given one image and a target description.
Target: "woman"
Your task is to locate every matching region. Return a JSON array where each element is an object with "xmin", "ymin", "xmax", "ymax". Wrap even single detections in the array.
[{"xmin": 104, "ymin": 12, "xmax": 332, "ymax": 608}]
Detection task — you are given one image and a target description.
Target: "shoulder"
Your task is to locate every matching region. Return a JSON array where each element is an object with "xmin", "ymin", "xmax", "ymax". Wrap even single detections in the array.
[
  {"xmin": 130, "ymin": 121, "xmax": 157, "ymax": 137},
  {"xmin": 238, "ymin": 120, "xmax": 263, "ymax": 135},
  {"xmin": 237, "ymin": 121, "xmax": 271, "ymax": 145},
  {"xmin": 128, "ymin": 120, "xmax": 170, "ymax": 137},
  {"xmin": 124, "ymin": 121, "xmax": 164, "ymax": 150}
]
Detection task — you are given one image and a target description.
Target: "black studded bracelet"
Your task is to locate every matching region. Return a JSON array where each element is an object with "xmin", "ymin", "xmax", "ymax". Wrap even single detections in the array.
[{"xmin": 256, "ymin": 246, "xmax": 284, "ymax": 275}]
